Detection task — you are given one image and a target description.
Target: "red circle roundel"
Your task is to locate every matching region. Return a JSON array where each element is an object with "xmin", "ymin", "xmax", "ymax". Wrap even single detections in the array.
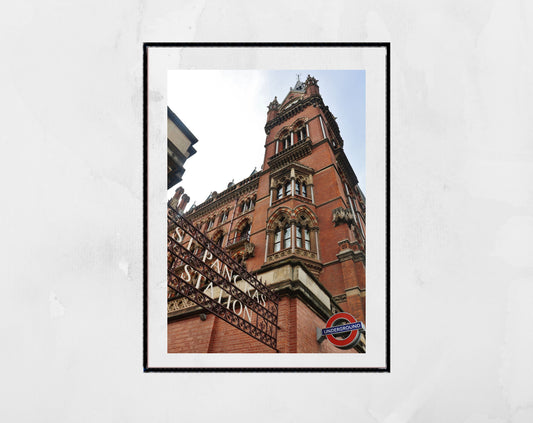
[{"xmin": 325, "ymin": 312, "xmax": 361, "ymax": 349}]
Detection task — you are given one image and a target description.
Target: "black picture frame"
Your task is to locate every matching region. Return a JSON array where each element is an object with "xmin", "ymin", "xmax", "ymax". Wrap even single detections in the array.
[{"xmin": 143, "ymin": 42, "xmax": 390, "ymax": 372}]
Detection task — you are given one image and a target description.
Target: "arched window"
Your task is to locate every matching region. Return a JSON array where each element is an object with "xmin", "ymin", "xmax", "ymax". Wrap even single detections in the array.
[
  {"xmin": 295, "ymin": 126, "xmax": 306, "ymax": 142},
  {"xmin": 273, "ymin": 227, "xmax": 281, "ymax": 252},
  {"xmin": 283, "ymin": 224, "xmax": 291, "ymax": 249},
  {"xmin": 220, "ymin": 210, "xmax": 228, "ymax": 224},
  {"xmin": 283, "ymin": 134, "xmax": 290, "ymax": 149},
  {"xmin": 241, "ymin": 198, "xmax": 254, "ymax": 213},
  {"xmin": 273, "ymin": 223, "xmax": 290, "ymax": 252},
  {"xmin": 240, "ymin": 223, "xmax": 251, "ymax": 241},
  {"xmin": 295, "ymin": 180, "xmax": 301, "ymax": 195},
  {"xmin": 301, "ymin": 182, "xmax": 307, "ymax": 197},
  {"xmin": 279, "ymin": 132, "xmax": 290, "ymax": 151},
  {"xmin": 277, "ymin": 185, "xmax": 283, "ymax": 199},
  {"xmin": 304, "ymin": 226, "xmax": 311, "ymax": 250},
  {"xmin": 285, "ymin": 180, "xmax": 292, "ymax": 196},
  {"xmin": 296, "ymin": 224, "xmax": 311, "ymax": 250}
]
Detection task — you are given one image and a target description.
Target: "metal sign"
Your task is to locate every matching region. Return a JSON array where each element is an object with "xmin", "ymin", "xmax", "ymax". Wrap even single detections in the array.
[
  {"xmin": 321, "ymin": 312, "xmax": 365, "ymax": 350},
  {"xmin": 167, "ymin": 206, "xmax": 280, "ymax": 351}
]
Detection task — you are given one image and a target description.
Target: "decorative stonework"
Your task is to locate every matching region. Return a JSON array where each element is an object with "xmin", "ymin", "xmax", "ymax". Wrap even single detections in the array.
[
  {"xmin": 268, "ymin": 139, "xmax": 312, "ymax": 170},
  {"xmin": 332, "ymin": 293, "xmax": 347, "ymax": 304},
  {"xmin": 168, "ymin": 297, "xmax": 196, "ymax": 313},
  {"xmin": 243, "ymin": 241, "xmax": 255, "ymax": 259},
  {"xmin": 332, "ymin": 207, "xmax": 355, "ymax": 226},
  {"xmin": 226, "ymin": 238, "xmax": 255, "ymax": 261},
  {"xmin": 268, "ymin": 96, "xmax": 280, "ymax": 111},
  {"xmin": 266, "ymin": 248, "xmax": 292, "ymax": 262},
  {"xmin": 294, "ymin": 247, "xmax": 317, "ymax": 260},
  {"xmin": 305, "ymin": 74, "xmax": 318, "ymax": 86}
]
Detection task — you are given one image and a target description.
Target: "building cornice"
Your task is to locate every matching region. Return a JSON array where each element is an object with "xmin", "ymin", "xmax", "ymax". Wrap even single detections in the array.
[
  {"xmin": 335, "ymin": 149, "xmax": 360, "ymax": 189},
  {"xmin": 187, "ymin": 171, "xmax": 262, "ymax": 219},
  {"xmin": 267, "ymin": 139, "xmax": 312, "ymax": 170}
]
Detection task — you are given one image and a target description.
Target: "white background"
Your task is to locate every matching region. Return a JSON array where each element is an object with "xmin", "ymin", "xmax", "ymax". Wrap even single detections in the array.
[{"xmin": 2, "ymin": 1, "xmax": 533, "ymax": 422}]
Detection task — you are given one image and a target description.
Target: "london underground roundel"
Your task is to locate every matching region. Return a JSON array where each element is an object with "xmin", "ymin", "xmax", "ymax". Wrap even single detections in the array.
[{"xmin": 322, "ymin": 312, "xmax": 365, "ymax": 350}]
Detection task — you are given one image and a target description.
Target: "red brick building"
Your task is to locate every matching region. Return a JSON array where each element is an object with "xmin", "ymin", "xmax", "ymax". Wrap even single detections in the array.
[{"xmin": 168, "ymin": 75, "xmax": 366, "ymax": 353}]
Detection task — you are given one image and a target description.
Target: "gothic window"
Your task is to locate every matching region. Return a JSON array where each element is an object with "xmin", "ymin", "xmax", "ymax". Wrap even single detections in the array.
[
  {"xmin": 295, "ymin": 224, "xmax": 311, "ymax": 250},
  {"xmin": 240, "ymin": 223, "xmax": 251, "ymax": 241},
  {"xmin": 295, "ymin": 224, "xmax": 302, "ymax": 248},
  {"xmin": 277, "ymin": 185, "xmax": 283, "ymax": 199},
  {"xmin": 273, "ymin": 228, "xmax": 282, "ymax": 252},
  {"xmin": 283, "ymin": 224, "xmax": 291, "ymax": 249},
  {"xmin": 304, "ymin": 226, "xmax": 311, "ymax": 250},
  {"xmin": 273, "ymin": 228, "xmax": 281, "ymax": 252},
  {"xmin": 295, "ymin": 180, "xmax": 300, "ymax": 195},
  {"xmin": 283, "ymin": 135, "xmax": 290, "ymax": 150},
  {"xmin": 241, "ymin": 198, "xmax": 255, "ymax": 213},
  {"xmin": 207, "ymin": 218, "xmax": 214, "ymax": 231},
  {"xmin": 285, "ymin": 181, "xmax": 292, "ymax": 196},
  {"xmin": 220, "ymin": 210, "xmax": 228, "ymax": 224},
  {"xmin": 278, "ymin": 132, "xmax": 291, "ymax": 151},
  {"xmin": 302, "ymin": 182, "xmax": 307, "ymax": 197},
  {"xmin": 295, "ymin": 127, "xmax": 306, "ymax": 142},
  {"xmin": 272, "ymin": 214, "xmax": 290, "ymax": 253}
]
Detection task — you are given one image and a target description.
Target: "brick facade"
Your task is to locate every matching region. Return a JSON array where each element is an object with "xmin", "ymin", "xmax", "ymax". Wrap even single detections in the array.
[{"xmin": 168, "ymin": 75, "xmax": 366, "ymax": 353}]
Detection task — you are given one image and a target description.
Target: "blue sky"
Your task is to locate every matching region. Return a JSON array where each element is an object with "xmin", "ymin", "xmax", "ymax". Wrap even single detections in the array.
[{"xmin": 167, "ymin": 70, "xmax": 365, "ymax": 208}]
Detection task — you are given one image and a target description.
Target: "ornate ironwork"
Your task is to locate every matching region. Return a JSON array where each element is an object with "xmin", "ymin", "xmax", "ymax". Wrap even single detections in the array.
[{"xmin": 167, "ymin": 206, "xmax": 279, "ymax": 351}]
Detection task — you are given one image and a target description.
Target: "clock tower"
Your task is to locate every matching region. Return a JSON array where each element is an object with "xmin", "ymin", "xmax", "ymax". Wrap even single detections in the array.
[{"xmin": 168, "ymin": 75, "xmax": 366, "ymax": 353}]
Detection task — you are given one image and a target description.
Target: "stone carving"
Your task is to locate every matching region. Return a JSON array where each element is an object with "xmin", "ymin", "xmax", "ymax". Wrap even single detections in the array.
[
  {"xmin": 243, "ymin": 242, "xmax": 255, "ymax": 259},
  {"xmin": 332, "ymin": 293, "xmax": 347, "ymax": 304},
  {"xmin": 168, "ymin": 297, "xmax": 195, "ymax": 313},
  {"xmin": 332, "ymin": 207, "xmax": 355, "ymax": 226},
  {"xmin": 268, "ymin": 96, "xmax": 280, "ymax": 111},
  {"xmin": 305, "ymin": 74, "xmax": 318, "ymax": 86}
]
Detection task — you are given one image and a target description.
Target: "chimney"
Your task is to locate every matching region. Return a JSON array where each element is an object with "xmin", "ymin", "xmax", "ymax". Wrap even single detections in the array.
[
  {"xmin": 169, "ymin": 186, "xmax": 184, "ymax": 210},
  {"xmin": 178, "ymin": 194, "xmax": 190, "ymax": 212}
]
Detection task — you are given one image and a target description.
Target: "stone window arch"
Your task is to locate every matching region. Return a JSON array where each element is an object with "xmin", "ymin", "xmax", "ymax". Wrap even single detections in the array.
[
  {"xmin": 266, "ymin": 209, "xmax": 291, "ymax": 255},
  {"xmin": 233, "ymin": 217, "xmax": 252, "ymax": 243},
  {"xmin": 219, "ymin": 209, "xmax": 229, "ymax": 224},
  {"xmin": 293, "ymin": 206, "xmax": 319, "ymax": 257},
  {"xmin": 240, "ymin": 195, "xmax": 256, "ymax": 213},
  {"xmin": 292, "ymin": 119, "xmax": 308, "ymax": 143},
  {"xmin": 277, "ymin": 128, "xmax": 291, "ymax": 152},
  {"xmin": 206, "ymin": 216, "xmax": 216, "ymax": 231}
]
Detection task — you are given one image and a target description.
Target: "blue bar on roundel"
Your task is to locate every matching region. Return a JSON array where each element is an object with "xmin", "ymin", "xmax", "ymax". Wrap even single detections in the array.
[{"xmin": 321, "ymin": 321, "xmax": 363, "ymax": 336}]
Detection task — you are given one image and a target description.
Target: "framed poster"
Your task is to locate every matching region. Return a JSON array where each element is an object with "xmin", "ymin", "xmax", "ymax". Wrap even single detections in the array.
[{"xmin": 144, "ymin": 43, "xmax": 389, "ymax": 371}]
